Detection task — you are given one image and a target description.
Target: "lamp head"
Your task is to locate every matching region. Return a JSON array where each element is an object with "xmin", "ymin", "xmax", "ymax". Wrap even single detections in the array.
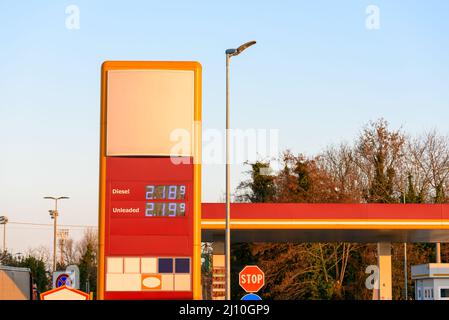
[
  {"xmin": 44, "ymin": 196, "xmax": 69, "ymax": 200},
  {"xmin": 226, "ymin": 40, "xmax": 257, "ymax": 57}
]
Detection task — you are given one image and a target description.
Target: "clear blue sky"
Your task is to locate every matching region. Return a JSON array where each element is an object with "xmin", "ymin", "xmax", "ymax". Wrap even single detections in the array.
[{"xmin": 1, "ymin": 1, "xmax": 448, "ymax": 253}]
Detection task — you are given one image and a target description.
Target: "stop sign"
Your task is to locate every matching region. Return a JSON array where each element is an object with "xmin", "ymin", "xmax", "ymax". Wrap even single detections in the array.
[{"xmin": 239, "ymin": 265, "xmax": 265, "ymax": 293}]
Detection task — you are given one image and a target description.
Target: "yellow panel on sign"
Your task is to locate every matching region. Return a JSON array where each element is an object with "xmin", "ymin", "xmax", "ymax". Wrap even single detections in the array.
[{"xmin": 106, "ymin": 69, "xmax": 194, "ymax": 156}]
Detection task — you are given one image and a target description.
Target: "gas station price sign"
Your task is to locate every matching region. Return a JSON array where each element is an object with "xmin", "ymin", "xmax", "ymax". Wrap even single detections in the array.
[{"xmin": 99, "ymin": 61, "xmax": 202, "ymax": 300}]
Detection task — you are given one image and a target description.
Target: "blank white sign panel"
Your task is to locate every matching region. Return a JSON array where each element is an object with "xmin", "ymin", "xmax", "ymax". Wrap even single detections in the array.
[{"xmin": 106, "ymin": 69, "xmax": 194, "ymax": 156}]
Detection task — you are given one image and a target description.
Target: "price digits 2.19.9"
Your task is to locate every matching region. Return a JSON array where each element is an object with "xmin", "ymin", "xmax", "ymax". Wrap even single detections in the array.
[{"xmin": 145, "ymin": 202, "xmax": 186, "ymax": 217}]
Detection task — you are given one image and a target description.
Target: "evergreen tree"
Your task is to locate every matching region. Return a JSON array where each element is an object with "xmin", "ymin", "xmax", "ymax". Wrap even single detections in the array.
[
  {"xmin": 434, "ymin": 183, "xmax": 446, "ymax": 204},
  {"xmin": 401, "ymin": 174, "xmax": 424, "ymax": 203},
  {"xmin": 0, "ymin": 251, "xmax": 50, "ymax": 292},
  {"xmin": 294, "ymin": 160, "xmax": 311, "ymax": 193},
  {"xmin": 19, "ymin": 256, "xmax": 49, "ymax": 292},
  {"xmin": 78, "ymin": 242, "xmax": 97, "ymax": 294},
  {"xmin": 237, "ymin": 161, "xmax": 275, "ymax": 203}
]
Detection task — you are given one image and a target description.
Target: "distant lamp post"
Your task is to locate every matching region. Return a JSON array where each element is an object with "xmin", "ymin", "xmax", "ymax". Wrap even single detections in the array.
[
  {"xmin": 44, "ymin": 196, "xmax": 69, "ymax": 272},
  {"xmin": 0, "ymin": 216, "xmax": 8, "ymax": 252},
  {"xmin": 57, "ymin": 229, "xmax": 69, "ymax": 266},
  {"xmin": 225, "ymin": 40, "xmax": 256, "ymax": 300}
]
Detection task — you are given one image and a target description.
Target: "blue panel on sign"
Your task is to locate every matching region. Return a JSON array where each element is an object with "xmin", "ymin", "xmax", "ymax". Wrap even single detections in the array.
[
  {"xmin": 175, "ymin": 258, "xmax": 190, "ymax": 273},
  {"xmin": 241, "ymin": 293, "xmax": 262, "ymax": 300},
  {"xmin": 158, "ymin": 258, "xmax": 173, "ymax": 273}
]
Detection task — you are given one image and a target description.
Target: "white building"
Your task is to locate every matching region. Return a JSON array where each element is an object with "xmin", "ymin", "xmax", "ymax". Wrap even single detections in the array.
[{"xmin": 411, "ymin": 263, "xmax": 449, "ymax": 300}]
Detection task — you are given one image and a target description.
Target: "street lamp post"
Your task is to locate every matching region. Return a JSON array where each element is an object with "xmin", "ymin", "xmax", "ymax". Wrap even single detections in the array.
[
  {"xmin": 57, "ymin": 229, "xmax": 69, "ymax": 266},
  {"xmin": 402, "ymin": 183, "xmax": 408, "ymax": 300},
  {"xmin": 0, "ymin": 216, "xmax": 8, "ymax": 252},
  {"xmin": 44, "ymin": 196, "xmax": 69, "ymax": 272},
  {"xmin": 225, "ymin": 40, "xmax": 256, "ymax": 300}
]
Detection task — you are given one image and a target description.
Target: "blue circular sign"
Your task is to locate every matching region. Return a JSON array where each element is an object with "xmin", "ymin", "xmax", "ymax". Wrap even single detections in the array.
[
  {"xmin": 241, "ymin": 293, "xmax": 262, "ymax": 300},
  {"xmin": 56, "ymin": 273, "xmax": 72, "ymax": 288}
]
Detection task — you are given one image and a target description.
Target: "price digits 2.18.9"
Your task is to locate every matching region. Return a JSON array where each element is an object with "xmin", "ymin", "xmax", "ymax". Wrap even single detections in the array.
[
  {"xmin": 146, "ymin": 185, "xmax": 186, "ymax": 200},
  {"xmin": 145, "ymin": 185, "xmax": 186, "ymax": 217}
]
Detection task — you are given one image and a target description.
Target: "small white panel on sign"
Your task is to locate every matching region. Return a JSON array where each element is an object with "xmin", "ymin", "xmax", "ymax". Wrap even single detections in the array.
[
  {"xmin": 174, "ymin": 274, "xmax": 191, "ymax": 291},
  {"xmin": 124, "ymin": 257, "xmax": 140, "ymax": 274},
  {"xmin": 141, "ymin": 258, "xmax": 157, "ymax": 274},
  {"xmin": 107, "ymin": 257, "xmax": 124, "ymax": 274}
]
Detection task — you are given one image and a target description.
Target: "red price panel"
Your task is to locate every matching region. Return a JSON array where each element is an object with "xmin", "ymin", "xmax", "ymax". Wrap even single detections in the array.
[{"xmin": 109, "ymin": 182, "xmax": 189, "ymax": 218}]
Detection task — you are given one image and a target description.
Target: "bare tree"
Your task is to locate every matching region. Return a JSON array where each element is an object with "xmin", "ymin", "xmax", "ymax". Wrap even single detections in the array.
[
  {"xmin": 318, "ymin": 143, "xmax": 364, "ymax": 203},
  {"xmin": 76, "ymin": 228, "xmax": 98, "ymax": 260},
  {"xmin": 354, "ymin": 118, "xmax": 406, "ymax": 203},
  {"xmin": 61, "ymin": 238, "xmax": 78, "ymax": 266},
  {"xmin": 26, "ymin": 245, "xmax": 51, "ymax": 271},
  {"xmin": 420, "ymin": 131, "xmax": 449, "ymax": 202}
]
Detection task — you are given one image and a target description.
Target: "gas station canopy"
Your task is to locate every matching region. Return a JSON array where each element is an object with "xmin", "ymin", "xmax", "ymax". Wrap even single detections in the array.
[{"xmin": 201, "ymin": 203, "xmax": 449, "ymax": 243}]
